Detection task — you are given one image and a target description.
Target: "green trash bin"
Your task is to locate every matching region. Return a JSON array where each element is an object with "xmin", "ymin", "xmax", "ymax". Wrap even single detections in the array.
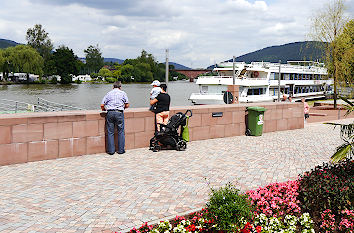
[{"xmin": 246, "ymin": 106, "xmax": 266, "ymax": 136}]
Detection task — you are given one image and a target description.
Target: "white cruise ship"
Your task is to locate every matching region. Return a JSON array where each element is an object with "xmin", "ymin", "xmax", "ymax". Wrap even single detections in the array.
[{"xmin": 189, "ymin": 61, "xmax": 333, "ymax": 105}]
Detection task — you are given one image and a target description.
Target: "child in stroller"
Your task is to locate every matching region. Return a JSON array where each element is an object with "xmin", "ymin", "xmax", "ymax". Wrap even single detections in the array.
[{"xmin": 149, "ymin": 110, "xmax": 192, "ymax": 152}]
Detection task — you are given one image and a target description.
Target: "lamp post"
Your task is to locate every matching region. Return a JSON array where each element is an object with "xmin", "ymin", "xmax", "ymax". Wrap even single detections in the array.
[
  {"xmin": 232, "ymin": 56, "xmax": 236, "ymax": 85},
  {"xmin": 165, "ymin": 49, "xmax": 169, "ymax": 84},
  {"xmin": 278, "ymin": 60, "xmax": 281, "ymax": 102}
]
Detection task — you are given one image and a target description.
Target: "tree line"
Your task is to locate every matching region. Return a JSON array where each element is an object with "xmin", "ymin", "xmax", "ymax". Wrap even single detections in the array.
[
  {"xmin": 0, "ymin": 24, "xmax": 186, "ymax": 84},
  {"xmin": 95, "ymin": 50, "xmax": 186, "ymax": 83}
]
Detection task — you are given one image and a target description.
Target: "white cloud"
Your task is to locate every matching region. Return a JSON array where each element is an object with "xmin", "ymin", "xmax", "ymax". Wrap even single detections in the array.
[
  {"xmin": 224, "ymin": 0, "xmax": 268, "ymax": 11},
  {"xmin": 0, "ymin": 0, "xmax": 352, "ymax": 67},
  {"xmin": 147, "ymin": 30, "xmax": 188, "ymax": 49}
]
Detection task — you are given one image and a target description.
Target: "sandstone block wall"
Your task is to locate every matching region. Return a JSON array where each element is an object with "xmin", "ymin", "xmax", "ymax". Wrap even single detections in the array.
[{"xmin": 0, "ymin": 102, "xmax": 304, "ymax": 166}]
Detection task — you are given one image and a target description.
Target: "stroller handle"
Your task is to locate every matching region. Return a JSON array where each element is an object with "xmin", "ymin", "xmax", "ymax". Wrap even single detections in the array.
[{"xmin": 185, "ymin": 110, "xmax": 192, "ymax": 117}]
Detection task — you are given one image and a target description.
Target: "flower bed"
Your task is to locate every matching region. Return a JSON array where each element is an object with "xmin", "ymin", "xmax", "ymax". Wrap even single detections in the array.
[{"xmin": 125, "ymin": 159, "xmax": 353, "ymax": 233}]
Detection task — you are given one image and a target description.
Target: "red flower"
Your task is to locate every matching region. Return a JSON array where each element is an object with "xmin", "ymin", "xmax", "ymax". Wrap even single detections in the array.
[
  {"xmin": 186, "ymin": 224, "xmax": 196, "ymax": 232},
  {"xmin": 256, "ymin": 226, "xmax": 262, "ymax": 233}
]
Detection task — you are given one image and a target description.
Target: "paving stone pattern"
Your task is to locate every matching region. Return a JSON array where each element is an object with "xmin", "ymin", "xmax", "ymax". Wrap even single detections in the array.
[{"xmin": 0, "ymin": 118, "xmax": 352, "ymax": 232}]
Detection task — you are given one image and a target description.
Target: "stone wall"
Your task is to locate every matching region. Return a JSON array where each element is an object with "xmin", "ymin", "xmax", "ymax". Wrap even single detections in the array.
[{"xmin": 0, "ymin": 102, "xmax": 304, "ymax": 166}]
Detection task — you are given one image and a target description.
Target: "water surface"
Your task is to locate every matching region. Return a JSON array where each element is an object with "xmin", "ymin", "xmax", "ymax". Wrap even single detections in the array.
[{"xmin": 0, "ymin": 81, "xmax": 199, "ymax": 110}]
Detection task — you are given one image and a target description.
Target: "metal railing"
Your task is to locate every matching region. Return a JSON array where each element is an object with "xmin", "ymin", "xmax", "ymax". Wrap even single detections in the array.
[
  {"xmin": 0, "ymin": 99, "xmax": 36, "ymax": 114},
  {"xmin": 36, "ymin": 98, "xmax": 85, "ymax": 112},
  {"xmin": 0, "ymin": 98, "xmax": 85, "ymax": 114}
]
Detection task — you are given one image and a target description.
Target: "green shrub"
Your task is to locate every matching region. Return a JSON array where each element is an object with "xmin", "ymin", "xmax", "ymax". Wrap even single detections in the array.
[
  {"xmin": 206, "ymin": 183, "xmax": 254, "ymax": 231},
  {"xmin": 74, "ymin": 79, "xmax": 82, "ymax": 84},
  {"xmin": 297, "ymin": 158, "xmax": 354, "ymax": 229},
  {"xmin": 105, "ymin": 77, "xmax": 116, "ymax": 83},
  {"xmin": 49, "ymin": 77, "xmax": 57, "ymax": 84},
  {"xmin": 33, "ymin": 78, "xmax": 47, "ymax": 84}
]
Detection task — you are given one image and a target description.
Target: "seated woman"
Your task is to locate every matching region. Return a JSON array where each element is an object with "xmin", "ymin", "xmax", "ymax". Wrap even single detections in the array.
[{"xmin": 150, "ymin": 84, "xmax": 171, "ymax": 131}]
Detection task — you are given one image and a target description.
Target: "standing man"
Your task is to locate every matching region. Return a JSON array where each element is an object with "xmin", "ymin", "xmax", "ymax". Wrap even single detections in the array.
[{"xmin": 101, "ymin": 81, "xmax": 129, "ymax": 155}]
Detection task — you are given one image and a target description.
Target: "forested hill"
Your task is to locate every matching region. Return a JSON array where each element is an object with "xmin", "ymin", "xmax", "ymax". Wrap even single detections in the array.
[
  {"xmin": 0, "ymin": 39, "xmax": 20, "ymax": 48},
  {"xmin": 208, "ymin": 41, "xmax": 326, "ymax": 69}
]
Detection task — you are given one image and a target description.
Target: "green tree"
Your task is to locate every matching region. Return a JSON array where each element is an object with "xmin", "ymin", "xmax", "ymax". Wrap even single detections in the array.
[
  {"xmin": 26, "ymin": 24, "xmax": 54, "ymax": 76},
  {"xmin": 334, "ymin": 20, "xmax": 354, "ymax": 94},
  {"xmin": 120, "ymin": 64, "xmax": 134, "ymax": 82},
  {"xmin": 53, "ymin": 46, "xmax": 80, "ymax": 84},
  {"xmin": 0, "ymin": 47, "xmax": 16, "ymax": 81},
  {"xmin": 309, "ymin": 0, "xmax": 349, "ymax": 109},
  {"xmin": 11, "ymin": 45, "xmax": 43, "ymax": 83},
  {"xmin": 134, "ymin": 62, "xmax": 153, "ymax": 82},
  {"xmin": 112, "ymin": 69, "xmax": 121, "ymax": 80},
  {"xmin": 137, "ymin": 50, "xmax": 156, "ymax": 68},
  {"xmin": 156, "ymin": 63, "xmax": 167, "ymax": 81},
  {"xmin": 98, "ymin": 67, "xmax": 112, "ymax": 79},
  {"xmin": 84, "ymin": 44, "xmax": 104, "ymax": 73},
  {"xmin": 0, "ymin": 49, "xmax": 4, "ymax": 81}
]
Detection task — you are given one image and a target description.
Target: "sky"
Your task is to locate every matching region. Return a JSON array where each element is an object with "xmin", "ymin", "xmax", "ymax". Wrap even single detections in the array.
[{"xmin": 0, "ymin": 0, "xmax": 353, "ymax": 68}]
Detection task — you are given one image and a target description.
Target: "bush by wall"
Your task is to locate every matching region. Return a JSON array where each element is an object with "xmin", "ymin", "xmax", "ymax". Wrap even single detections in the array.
[
  {"xmin": 297, "ymin": 158, "xmax": 354, "ymax": 232},
  {"xmin": 206, "ymin": 183, "xmax": 254, "ymax": 231}
]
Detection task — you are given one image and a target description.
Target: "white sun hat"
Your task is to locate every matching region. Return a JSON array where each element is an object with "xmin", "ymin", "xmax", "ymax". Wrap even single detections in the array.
[{"xmin": 151, "ymin": 80, "xmax": 161, "ymax": 86}]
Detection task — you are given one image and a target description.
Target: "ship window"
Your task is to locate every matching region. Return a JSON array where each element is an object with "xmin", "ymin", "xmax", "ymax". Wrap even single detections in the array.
[
  {"xmin": 274, "ymin": 73, "xmax": 279, "ymax": 80},
  {"xmin": 247, "ymin": 88, "xmax": 266, "ymax": 95},
  {"xmin": 201, "ymin": 86, "xmax": 208, "ymax": 93},
  {"xmin": 274, "ymin": 89, "xmax": 278, "ymax": 96}
]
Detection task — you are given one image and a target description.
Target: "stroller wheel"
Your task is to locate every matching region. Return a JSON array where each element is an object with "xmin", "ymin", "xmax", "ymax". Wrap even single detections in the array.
[
  {"xmin": 176, "ymin": 140, "xmax": 187, "ymax": 151},
  {"xmin": 153, "ymin": 145, "xmax": 161, "ymax": 152},
  {"xmin": 245, "ymin": 129, "xmax": 251, "ymax": 136},
  {"xmin": 149, "ymin": 138, "xmax": 158, "ymax": 150}
]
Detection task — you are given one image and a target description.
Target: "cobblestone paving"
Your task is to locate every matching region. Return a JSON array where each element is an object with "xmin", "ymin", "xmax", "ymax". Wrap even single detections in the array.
[{"xmin": 0, "ymin": 118, "xmax": 352, "ymax": 232}]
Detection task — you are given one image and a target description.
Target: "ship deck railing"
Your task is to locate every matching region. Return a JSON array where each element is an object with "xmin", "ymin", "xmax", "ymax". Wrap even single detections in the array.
[
  {"xmin": 198, "ymin": 76, "xmax": 267, "ymax": 80},
  {"xmin": 190, "ymin": 93, "xmax": 224, "ymax": 96}
]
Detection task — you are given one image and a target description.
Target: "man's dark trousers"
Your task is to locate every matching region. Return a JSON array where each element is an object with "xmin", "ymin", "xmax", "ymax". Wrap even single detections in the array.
[{"xmin": 106, "ymin": 111, "xmax": 125, "ymax": 154}]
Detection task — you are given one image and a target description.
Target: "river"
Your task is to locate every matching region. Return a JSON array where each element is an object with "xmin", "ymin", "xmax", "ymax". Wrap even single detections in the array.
[{"xmin": 0, "ymin": 81, "xmax": 199, "ymax": 110}]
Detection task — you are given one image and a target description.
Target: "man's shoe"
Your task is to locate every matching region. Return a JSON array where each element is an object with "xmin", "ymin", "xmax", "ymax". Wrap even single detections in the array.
[
  {"xmin": 117, "ymin": 151, "xmax": 125, "ymax": 154},
  {"xmin": 107, "ymin": 152, "xmax": 115, "ymax": 155}
]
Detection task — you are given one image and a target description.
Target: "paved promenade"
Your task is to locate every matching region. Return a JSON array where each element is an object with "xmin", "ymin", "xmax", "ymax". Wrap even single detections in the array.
[{"xmin": 0, "ymin": 118, "xmax": 353, "ymax": 232}]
